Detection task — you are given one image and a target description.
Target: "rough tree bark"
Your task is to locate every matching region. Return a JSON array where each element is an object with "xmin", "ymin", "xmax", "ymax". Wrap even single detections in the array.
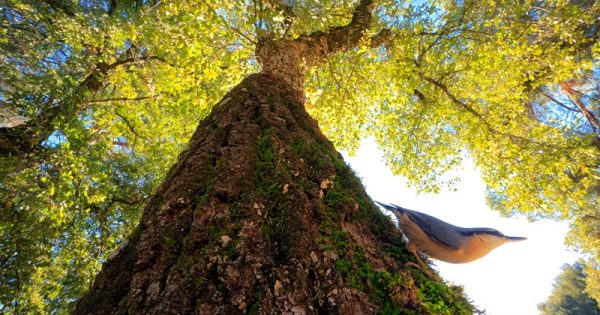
[{"xmin": 74, "ymin": 0, "xmax": 472, "ymax": 313}]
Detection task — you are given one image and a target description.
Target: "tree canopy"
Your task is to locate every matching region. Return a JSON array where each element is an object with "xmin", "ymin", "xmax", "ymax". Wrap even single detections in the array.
[
  {"xmin": 0, "ymin": 0, "xmax": 598, "ymax": 313},
  {"xmin": 539, "ymin": 261, "xmax": 600, "ymax": 315}
]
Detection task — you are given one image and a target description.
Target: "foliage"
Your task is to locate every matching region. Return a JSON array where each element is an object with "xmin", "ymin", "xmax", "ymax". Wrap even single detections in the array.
[
  {"xmin": 1, "ymin": 1, "xmax": 254, "ymax": 312},
  {"xmin": 0, "ymin": 0, "xmax": 599, "ymax": 312},
  {"xmin": 538, "ymin": 261, "xmax": 600, "ymax": 315}
]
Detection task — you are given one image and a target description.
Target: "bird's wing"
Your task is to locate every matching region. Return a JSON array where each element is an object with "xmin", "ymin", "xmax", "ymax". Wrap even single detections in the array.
[
  {"xmin": 376, "ymin": 202, "xmax": 465, "ymax": 250},
  {"xmin": 403, "ymin": 209, "xmax": 464, "ymax": 250}
]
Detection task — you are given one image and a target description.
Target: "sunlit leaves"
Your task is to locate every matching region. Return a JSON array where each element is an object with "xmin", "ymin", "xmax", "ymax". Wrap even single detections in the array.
[
  {"xmin": 2, "ymin": 0, "xmax": 599, "ymax": 312},
  {"xmin": 1, "ymin": 0, "xmax": 255, "ymax": 312}
]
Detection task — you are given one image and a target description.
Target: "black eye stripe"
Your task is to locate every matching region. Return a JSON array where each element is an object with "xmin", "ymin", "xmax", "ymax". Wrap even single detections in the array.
[{"xmin": 460, "ymin": 228, "xmax": 504, "ymax": 238}]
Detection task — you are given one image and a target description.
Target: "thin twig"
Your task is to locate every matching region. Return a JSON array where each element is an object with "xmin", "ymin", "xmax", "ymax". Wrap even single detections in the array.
[
  {"xmin": 114, "ymin": 112, "xmax": 148, "ymax": 141},
  {"xmin": 420, "ymin": 73, "xmax": 574, "ymax": 150},
  {"xmin": 85, "ymin": 96, "xmax": 156, "ymax": 104},
  {"xmin": 541, "ymin": 91, "xmax": 579, "ymax": 112},
  {"xmin": 201, "ymin": 0, "xmax": 257, "ymax": 44}
]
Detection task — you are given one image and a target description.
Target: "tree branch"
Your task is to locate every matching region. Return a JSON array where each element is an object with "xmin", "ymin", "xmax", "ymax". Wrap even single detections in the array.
[
  {"xmin": 256, "ymin": 0, "xmax": 382, "ymax": 93},
  {"xmin": 112, "ymin": 196, "xmax": 146, "ymax": 206},
  {"xmin": 297, "ymin": 0, "xmax": 376, "ymax": 66},
  {"xmin": 560, "ymin": 82, "xmax": 600, "ymax": 132},
  {"xmin": 420, "ymin": 74, "xmax": 572, "ymax": 150},
  {"xmin": 85, "ymin": 96, "xmax": 156, "ymax": 104},
  {"xmin": 263, "ymin": 0, "xmax": 296, "ymax": 37},
  {"xmin": 114, "ymin": 112, "xmax": 148, "ymax": 142},
  {"xmin": 541, "ymin": 91, "xmax": 579, "ymax": 112},
  {"xmin": 201, "ymin": 0, "xmax": 256, "ymax": 45},
  {"xmin": 82, "ymin": 55, "xmax": 165, "ymax": 90},
  {"xmin": 44, "ymin": 0, "xmax": 76, "ymax": 17},
  {"xmin": 0, "ymin": 54, "xmax": 164, "ymax": 156},
  {"xmin": 369, "ymin": 29, "xmax": 392, "ymax": 49}
]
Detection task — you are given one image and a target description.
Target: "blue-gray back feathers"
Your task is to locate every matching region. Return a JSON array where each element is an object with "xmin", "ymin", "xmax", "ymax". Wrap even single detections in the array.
[{"xmin": 376, "ymin": 202, "xmax": 503, "ymax": 250}]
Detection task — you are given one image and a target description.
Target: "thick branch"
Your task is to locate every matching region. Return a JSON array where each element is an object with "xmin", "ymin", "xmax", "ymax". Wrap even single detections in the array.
[
  {"xmin": 0, "ymin": 54, "xmax": 163, "ymax": 156},
  {"xmin": 296, "ymin": 0, "xmax": 375, "ymax": 67},
  {"xmin": 369, "ymin": 29, "xmax": 392, "ymax": 49},
  {"xmin": 256, "ymin": 0, "xmax": 381, "ymax": 93}
]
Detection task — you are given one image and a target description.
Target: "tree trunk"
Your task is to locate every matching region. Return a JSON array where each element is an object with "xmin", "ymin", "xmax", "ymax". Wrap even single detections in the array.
[{"xmin": 73, "ymin": 73, "xmax": 471, "ymax": 314}]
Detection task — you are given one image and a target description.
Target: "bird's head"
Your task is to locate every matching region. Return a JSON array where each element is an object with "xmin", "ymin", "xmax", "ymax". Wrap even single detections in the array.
[{"xmin": 471, "ymin": 228, "xmax": 527, "ymax": 250}]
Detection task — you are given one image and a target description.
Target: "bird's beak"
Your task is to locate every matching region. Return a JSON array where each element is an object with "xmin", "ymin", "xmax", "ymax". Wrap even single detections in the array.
[{"xmin": 504, "ymin": 236, "xmax": 527, "ymax": 242}]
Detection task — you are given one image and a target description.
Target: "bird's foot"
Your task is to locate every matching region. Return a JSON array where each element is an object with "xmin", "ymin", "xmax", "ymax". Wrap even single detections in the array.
[
  {"xmin": 404, "ymin": 261, "xmax": 421, "ymax": 269},
  {"xmin": 404, "ymin": 261, "xmax": 438, "ymax": 279}
]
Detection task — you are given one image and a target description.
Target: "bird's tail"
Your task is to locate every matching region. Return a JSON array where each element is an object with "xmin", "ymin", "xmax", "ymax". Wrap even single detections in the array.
[{"xmin": 375, "ymin": 201, "xmax": 407, "ymax": 214}]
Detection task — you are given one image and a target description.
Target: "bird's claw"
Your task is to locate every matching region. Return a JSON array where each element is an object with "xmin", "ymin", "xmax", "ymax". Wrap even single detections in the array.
[{"xmin": 404, "ymin": 261, "xmax": 438, "ymax": 279}]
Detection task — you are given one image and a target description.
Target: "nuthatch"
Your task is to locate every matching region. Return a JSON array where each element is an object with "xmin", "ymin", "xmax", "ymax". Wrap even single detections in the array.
[{"xmin": 376, "ymin": 202, "xmax": 526, "ymax": 269}]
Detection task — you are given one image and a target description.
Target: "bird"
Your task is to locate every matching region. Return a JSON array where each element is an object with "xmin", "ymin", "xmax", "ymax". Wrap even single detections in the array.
[{"xmin": 376, "ymin": 202, "xmax": 527, "ymax": 270}]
